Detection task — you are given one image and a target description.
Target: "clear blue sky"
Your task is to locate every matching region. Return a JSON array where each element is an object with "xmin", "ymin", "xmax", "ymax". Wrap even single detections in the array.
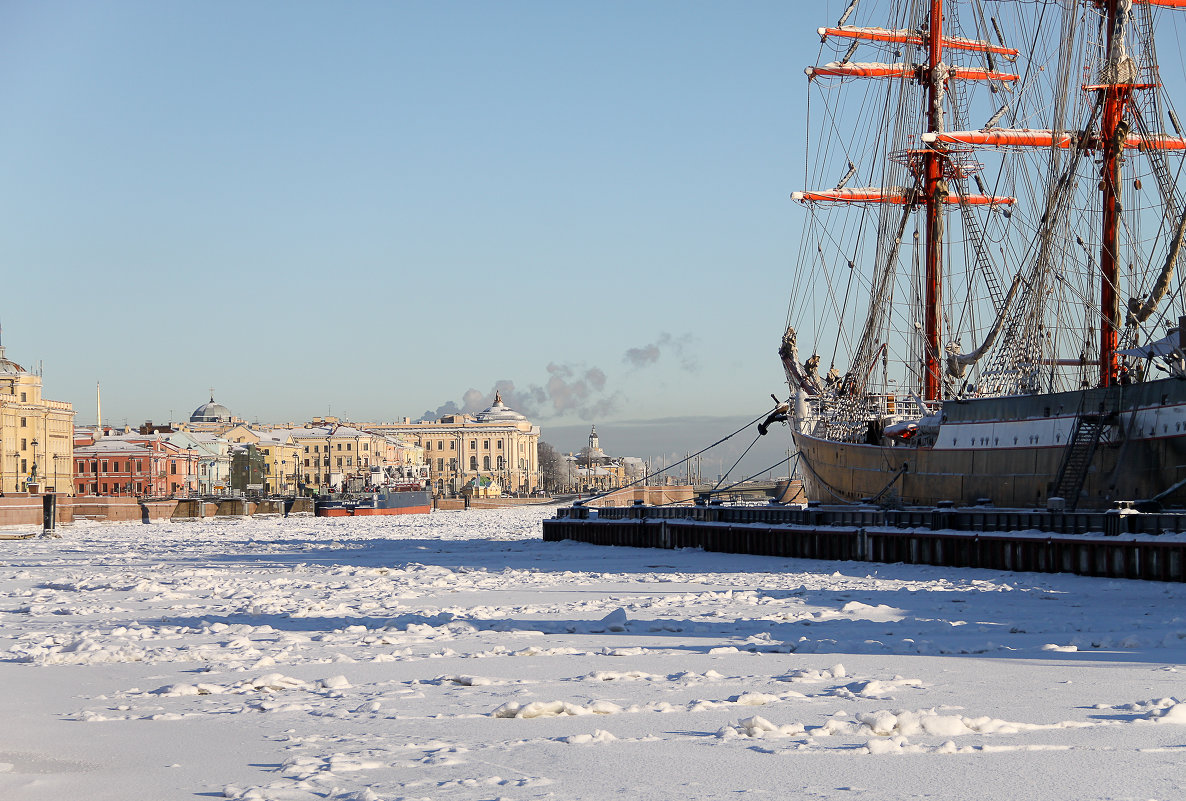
[{"xmin": 2, "ymin": 1, "xmax": 815, "ymax": 456}]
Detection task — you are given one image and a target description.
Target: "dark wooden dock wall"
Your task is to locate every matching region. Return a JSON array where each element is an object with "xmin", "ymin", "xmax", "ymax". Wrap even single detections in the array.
[{"xmin": 542, "ymin": 514, "xmax": 1186, "ymax": 583}]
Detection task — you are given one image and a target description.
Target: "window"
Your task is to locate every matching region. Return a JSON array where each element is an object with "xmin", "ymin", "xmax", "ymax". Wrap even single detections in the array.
[
  {"xmin": 483, "ymin": 456, "xmax": 491, "ymax": 470},
  {"xmin": 437, "ymin": 458, "xmax": 444, "ymax": 471},
  {"xmin": 304, "ymin": 458, "xmax": 310, "ymax": 467},
  {"xmin": 136, "ymin": 483, "xmax": 142, "ymax": 494},
  {"xmin": 20, "ymin": 417, "xmax": 26, "ymax": 427},
  {"xmin": 346, "ymin": 457, "xmax": 353, "ymax": 466},
  {"xmin": 20, "ymin": 392, "xmax": 26, "ymax": 402},
  {"xmin": 337, "ymin": 443, "xmax": 342, "ymax": 451},
  {"xmin": 449, "ymin": 441, "xmax": 455, "ymax": 450},
  {"xmin": 362, "ymin": 443, "xmax": 368, "ymax": 451},
  {"xmin": 470, "ymin": 456, "xmax": 478, "ymax": 470},
  {"xmin": 437, "ymin": 441, "xmax": 444, "ymax": 450},
  {"xmin": 171, "ymin": 463, "xmax": 177, "ymax": 475},
  {"xmin": 304, "ymin": 446, "xmax": 309, "ymax": 453},
  {"xmin": 136, "ymin": 460, "xmax": 142, "ymax": 473},
  {"xmin": 101, "ymin": 483, "xmax": 108, "ymax": 493},
  {"xmin": 483, "ymin": 440, "xmax": 490, "ymax": 450},
  {"xmin": 470, "ymin": 440, "xmax": 477, "ymax": 450},
  {"xmin": 346, "ymin": 443, "xmax": 351, "ymax": 451},
  {"xmin": 102, "ymin": 460, "xmax": 108, "ymax": 473},
  {"xmin": 21, "ymin": 458, "xmax": 27, "ymax": 473},
  {"xmin": 113, "ymin": 462, "xmax": 120, "ymax": 473},
  {"xmin": 497, "ymin": 440, "xmax": 503, "ymax": 449},
  {"xmin": 91, "ymin": 483, "xmax": 97, "ymax": 494},
  {"xmin": 314, "ymin": 445, "xmax": 320, "ymax": 453},
  {"xmin": 336, "ymin": 457, "xmax": 343, "ymax": 467},
  {"xmin": 77, "ymin": 460, "xmax": 84, "ymax": 473}
]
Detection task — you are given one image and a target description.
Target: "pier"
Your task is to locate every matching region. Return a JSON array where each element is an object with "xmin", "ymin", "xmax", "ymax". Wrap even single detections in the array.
[{"xmin": 542, "ymin": 503, "xmax": 1186, "ymax": 583}]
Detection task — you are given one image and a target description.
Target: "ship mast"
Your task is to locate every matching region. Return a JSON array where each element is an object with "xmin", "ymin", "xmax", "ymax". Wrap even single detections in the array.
[
  {"xmin": 795, "ymin": 3, "xmax": 1019, "ymax": 400},
  {"xmin": 1098, "ymin": 0, "xmax": 1132, "ymax": 388},
  {"xmin": 923, "ymin": 0, "xmax": 945, "ymax": 400}
]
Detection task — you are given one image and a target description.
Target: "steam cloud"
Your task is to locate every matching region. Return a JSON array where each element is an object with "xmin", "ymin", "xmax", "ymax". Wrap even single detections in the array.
[
  {"xmin": 422, "ymin": 363, "xmax": 620, "ymax": 422},
  {"xmin": 623, "ymin": 332, "xmax": 697, "ymax": 372}
]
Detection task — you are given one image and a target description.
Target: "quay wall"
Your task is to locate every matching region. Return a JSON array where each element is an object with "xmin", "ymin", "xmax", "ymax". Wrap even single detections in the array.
[
  {"xmin": 542, "ymin": 505, "xmax": 1186, "ymax": 583},
  {"xmin": 435, "ymin": 496, "xmax": 557, "ymax": 511},
  {"xmin": 0, "ymin": 495, "xmax": 317, "ymax": 530}
]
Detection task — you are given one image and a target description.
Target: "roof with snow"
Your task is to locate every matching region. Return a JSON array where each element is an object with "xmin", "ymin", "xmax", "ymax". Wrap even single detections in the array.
[{"xmin": 472, "ymin": 392, "xmax": 527, "ymax": 423}]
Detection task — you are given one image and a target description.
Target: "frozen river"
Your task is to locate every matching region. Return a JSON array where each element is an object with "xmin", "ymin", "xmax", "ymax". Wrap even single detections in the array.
[{"xmin": 2, "ymin": 505, "xmax": 1184, "ymax": 800}]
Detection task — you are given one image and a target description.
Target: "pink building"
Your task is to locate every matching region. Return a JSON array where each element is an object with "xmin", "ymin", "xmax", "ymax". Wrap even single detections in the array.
[{"xmin": 73, "ymin": 436, "xmax": 198, "ymax": 498}]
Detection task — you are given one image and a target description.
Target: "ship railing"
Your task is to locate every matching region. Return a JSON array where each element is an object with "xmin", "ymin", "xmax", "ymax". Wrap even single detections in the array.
[{"xmin": 811, "ymin": 393, "xmax": 931, "ymax": 422}]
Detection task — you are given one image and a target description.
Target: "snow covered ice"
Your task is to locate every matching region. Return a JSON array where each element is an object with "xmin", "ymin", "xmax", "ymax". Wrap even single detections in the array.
[{"xmin": 3, "ymin": 506, "xmax": 1186, "ymax": 800}]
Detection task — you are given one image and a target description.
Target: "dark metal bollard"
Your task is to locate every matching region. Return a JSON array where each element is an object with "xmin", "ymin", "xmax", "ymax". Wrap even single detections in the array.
[{"xmin": 42, "ymin": 493, "xmax": 56, "ymax": 533}]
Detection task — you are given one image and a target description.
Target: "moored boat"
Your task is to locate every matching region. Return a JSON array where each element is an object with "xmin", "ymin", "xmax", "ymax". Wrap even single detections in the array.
[
  {"xmin": 314, "ymin": 487, "xmax": 432, "ymax": 517},
  {"xmin": 778, "ymin": 0, "xmax": 1186, "ymax": 510},
  {"xmin": 314, "ymin": 465, "xmax": 432, "ymax": 517}
]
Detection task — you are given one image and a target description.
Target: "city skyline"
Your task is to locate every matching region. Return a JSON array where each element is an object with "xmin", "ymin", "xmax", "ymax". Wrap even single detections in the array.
[{"xmin": 2, "ymin": 1, "xmax": 810, "ymax": 446}]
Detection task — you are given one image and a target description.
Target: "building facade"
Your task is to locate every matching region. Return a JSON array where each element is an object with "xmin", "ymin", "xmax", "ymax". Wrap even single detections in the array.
[
  {"xmin": 73, "ymin": 436, "xmax": 199, "ymax": 497},
  {"xmin": 368, "ymin": 394, "xmax": 540, "ymax": 497},
  {"xmin": 562, "ymin": 425, "xmax": 646, "ymax": 493},
  {"xmin": 0, "ymin": 345, "xmax": 76, "ymax": 494}
]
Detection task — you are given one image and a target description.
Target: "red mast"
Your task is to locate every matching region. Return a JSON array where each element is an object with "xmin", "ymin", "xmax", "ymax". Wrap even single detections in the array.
[
  {"xmin": 1098, "ymin": 0, "xmax": 1131, "ymax": 387},
  {"xmin": 923, "ymin": 0, "xmax": 945, "ymax": 400}
]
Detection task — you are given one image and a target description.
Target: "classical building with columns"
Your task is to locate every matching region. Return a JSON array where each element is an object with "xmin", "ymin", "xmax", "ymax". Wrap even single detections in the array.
[
  {"xmin": 367, "ymin": 393, "xmax": 541, "ymax": 496},
  {"xmin": 0, "ymin": 344, "xmax": 76, "ymax": 494}
]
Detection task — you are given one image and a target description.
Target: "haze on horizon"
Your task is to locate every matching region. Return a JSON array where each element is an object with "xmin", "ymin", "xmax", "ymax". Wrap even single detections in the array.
[{"xmin": 2, "ymin": 0, "xmax": 813, "ymax": 469}]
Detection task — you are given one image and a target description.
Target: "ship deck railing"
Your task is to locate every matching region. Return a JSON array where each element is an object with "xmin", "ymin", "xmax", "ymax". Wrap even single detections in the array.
[{"xmin": 807, "ymin": 393, "xmax": 933, "ymax": 423}]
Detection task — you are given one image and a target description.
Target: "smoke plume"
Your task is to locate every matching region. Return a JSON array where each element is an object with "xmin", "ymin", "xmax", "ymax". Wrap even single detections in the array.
[
  {"xmin": 422, "ymin": 364, "xmax": 619, "ymax": 422},
  {"xmin": 623, "ymin": 332, "xmax": 698, "ymax": 372}
]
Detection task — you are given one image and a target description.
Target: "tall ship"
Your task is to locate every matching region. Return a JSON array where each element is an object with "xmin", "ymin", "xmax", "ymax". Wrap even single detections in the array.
[
  {"xmin": 314, "ymin": 465, "xmax": 432, "ymax": 517},
  {"xmin": 779, "ymin": 0, "xmax": 1186, "ymax": 510}
]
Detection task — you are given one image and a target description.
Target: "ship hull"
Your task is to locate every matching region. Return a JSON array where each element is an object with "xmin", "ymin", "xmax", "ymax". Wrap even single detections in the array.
[
  {"xmin": 315, "ymin": 489, "xmax": 432, "ymax": 517},
  {"xmin": 792, "ymin": 378, "xmax": 1186, "ymax": 509}
]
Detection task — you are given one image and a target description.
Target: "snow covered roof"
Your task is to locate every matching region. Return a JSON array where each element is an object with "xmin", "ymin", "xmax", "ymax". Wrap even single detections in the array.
[
  {"xmin": 472, "ymin": 392, "xmax": 528, "ymax": 423},
  {"xmin": 74, "ymin": 441, "xmax": 153, "ymax": 455},
  {"xmin": 0, "ymin": 345, "xmax": 25, "ymax": 375},
  {"xmin": 290, "ymin": 427, "xmax": 334, "ymax": 440}
]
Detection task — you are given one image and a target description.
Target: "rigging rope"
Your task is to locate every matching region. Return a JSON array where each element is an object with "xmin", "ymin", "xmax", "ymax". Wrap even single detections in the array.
[
  {"xmin": 710, "ymin": 433, "xmax": 763, "ymax": 493},
  {"xmin": 573, "ymin": 404, "xmax": 784, "ymax": 508}
]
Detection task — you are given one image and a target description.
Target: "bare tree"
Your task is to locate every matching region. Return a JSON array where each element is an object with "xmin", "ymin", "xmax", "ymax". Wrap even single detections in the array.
[{"xmin": 538, "ymin": 441, "xmax": 561, "ymax": 492}]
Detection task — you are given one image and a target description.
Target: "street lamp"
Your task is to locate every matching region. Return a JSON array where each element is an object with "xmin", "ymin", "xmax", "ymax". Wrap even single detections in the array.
[{"xmin": 29, "ymin": 438, "xmax": 39, "ymax": 490}]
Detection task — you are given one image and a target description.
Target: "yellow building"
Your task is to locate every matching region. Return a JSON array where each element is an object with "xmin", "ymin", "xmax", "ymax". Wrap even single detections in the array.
[
  {"xmin": 222, "ymin": 418, "xmax": 425, "ymax": 493},
  {"xmin": 222, "ymin": 427, "xmax": 307, "ymax": 495},
  {"xmin": 256, "ymin": 433, "xmax": 302, "ymax": 495},
  {"xmin": 367, "ymin": 393, "xmax": 540, "ymax": 497},
  {"xmin": 0, "ymin": 345, "xmax": 75, "ymax": 494}
]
